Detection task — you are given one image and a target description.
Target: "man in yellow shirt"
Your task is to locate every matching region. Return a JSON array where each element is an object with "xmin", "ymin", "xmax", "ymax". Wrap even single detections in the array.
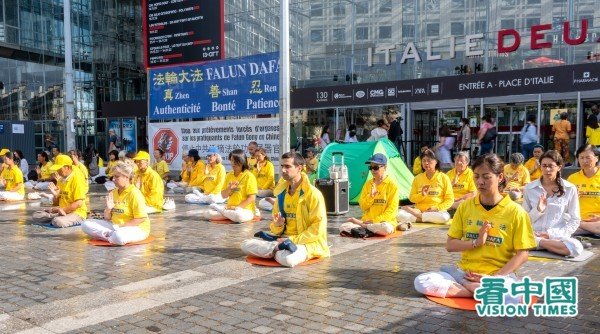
[
  {"xmin": 340, "ymin": 154, "xmax": 400, "ymax": 236},
  {"xmin": 32, "ymin": 154, "xmax": 87, "ymax": 227},
  {"xmin": 241, "ymin": 152, "xmax": 329, "ymax": 267},
  {"xmin": 503, "ymin": 153, "xmax": 530, "ymax": 200},
  {"xmin": 0, "ymin": 152, "xmax": 25, "ymax": 201},
  {"xmin": 446, "ymin": 151, "xmax": 477, "ymax": 210},
  {"xmin": 247, "ymin": 141, "xmax": 259, "ymax": 170},
  {"xmin": 133, "ymin": 151, "xmax": 164, "ymax": 214},
  {"xmin": 523, "ymin": 145, "xmax": 543, "ymax": 182},
  {"xmin": 69, "ymin": 149, "xmax": 89, "ymax": 194}
]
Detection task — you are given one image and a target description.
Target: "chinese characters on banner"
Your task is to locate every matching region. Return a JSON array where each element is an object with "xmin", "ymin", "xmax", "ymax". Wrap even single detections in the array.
[
  {"xmin": 144, "ymin": 0, "xmax": 224, "ymax": 67},
  {"xmin": 148, "ymin": 118, "xmax": 280, "ymax": 170},
  {"xmin": 148, "ymin": 52, "xmax": 280, "ymax": 120}
]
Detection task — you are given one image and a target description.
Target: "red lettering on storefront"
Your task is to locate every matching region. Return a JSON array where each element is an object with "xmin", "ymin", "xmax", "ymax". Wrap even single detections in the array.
[
  {"xmin": 531, "ymin": 24, "xmax": 552, "ymax": 50},
  {"xmin": 498, "ymin": 29, "xmax": 520, "ymax": 53},
  {"xmin": 563, "ymin": 19, "xmax": 587, "ymax": 45}
]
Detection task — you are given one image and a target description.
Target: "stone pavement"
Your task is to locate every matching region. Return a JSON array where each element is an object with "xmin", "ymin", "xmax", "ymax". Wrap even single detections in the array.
[{"xmin": 0, "ymin": 184, "xmax": 598, "ymax": 334}]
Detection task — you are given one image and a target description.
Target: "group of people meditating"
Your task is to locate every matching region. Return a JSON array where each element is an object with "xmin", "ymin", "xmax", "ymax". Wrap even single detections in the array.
[{"xmin": 0, "ymin": 141, "xmax": 598, "ymax": 303}]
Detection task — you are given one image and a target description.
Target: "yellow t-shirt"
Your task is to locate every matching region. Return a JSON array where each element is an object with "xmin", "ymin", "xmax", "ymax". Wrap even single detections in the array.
[
  {"xmin": 448, "ymin": 195, "xmax": 535, "ymax": 275},
  {"xmin": 283, "ymin": 189, "xmax": 300, "ymax": 236},
  {"xmin": 253, "ymin": 160, "xmax": 275, "ymax": 190},
  {"xmin": 412, "ymin": 156, "xmax": 422, "ymax": 175},
  {"xmin": 358, "ymin": 176, "xmax": 399, "ymax": 226},
  {"xmin": 203, "ymin": 163, "xmax": 226, "ymax": 195},
  {"xmin": 73, "ymin": 162, "xmax": 89, "ymax": 194},
  {"xmin": 180, "ymin": 161, "xmax": 193, "ymax": 182},
  {"xmin": 98, "ymin": 157, "xmax": 105, "ymax": 167},
  {"xmin": 409, "ymin": 171, "xmax": 454, "ymax": 211},
  {"xmin": 57, "ymin": 170, "xmax": 88, "ymax": 218},
  {"xmin": 446, "ymin": 167, "xmax": 477, "ymax": 199},
  {"xmin": 224, "ymin": 170, "xmax": 257, "ymax": 212},
  {"xmin": 188, "ymin": 160, "xmax": 207, "ymax": 187},
  {"xmin": 110, "ymin": 184, "xmax": 150, "ymax": 233},
  {"xmin": 503, "ymin": 164, "xmax": 530, "ymax": 190},
  {"xmin": 135, "ymin": 167, "xmax": 164, "ymax": 211},
  {"xmin": 40, "ymin": 161, "xmax": 54, "ymax": 180},
  {"xmin": 567, "ymin": 169, "xmax": 600, "ymax": 220},
  {"xmin": 586, "ymin": 126, "xmax": 600, "ymax": 145},
  {"xmin": 552, "ymin": 120, "xmax": 571, "ymax": 140},
  {"xmin": 153, "ymin": 160, "xmax": 170, "ymax": 179},
  {"xmin": 1, "ymin": 166, "xmax": 24, "ymax": 195},
  {"xmin": 106, "ymin": 160, "xmax": 118, "ymax": 178},
  {"xmin": 248, "ymin": 156, "xmax": 258, "ymax": 171},
  {"xmin": 524, "ymin": 158, "xmax": 542, "ymax": 181}
]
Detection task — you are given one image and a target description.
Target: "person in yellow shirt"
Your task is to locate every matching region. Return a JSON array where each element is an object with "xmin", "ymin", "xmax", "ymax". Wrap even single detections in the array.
[
  {"xmin": 170, "ymin": 149, "xmax": 205, "ymax": 193},
  {"xmin": 398, "ymin": 149, "xmax": 453, "ymax": 224},
  {"xmin": 69, "ymin": 149, "xmax": 90, "ymax": 195},
  {"xmin": 339, "ymin": 153, "xmax": 400, "ymax": 236},
  {"xmin": 0, "ymin": 152, "xmax": 25, "ymax": 201},
  {"xmin": 32, "ymin": 154, "xmax": 87, "ymax": 227},
  {"xmin": 253, "ymin": 147, "xmax": 275, "ymax": 197},
  {"xmin": 503, "ymin": 153, "xmax": 531, "ymax": 200},
  {"xmin": 568, "ymin": 144, "xmax": 600, "ymax": 235},
  {"xmin": 167, "ymin": 150, "xmax": 191, "ymax": 191},
  {"xmin": 184, "ymin": 147, "xmax": 227, "ymax": 204},
  {"xmin": 415, "ymin": 153, "xmax": 535, "ymax": 300},
  {"xmin": 447, "ymin": 151, "xmax": 477, "ymax": 210},
  {"xmin": 524, "ymin": 145, "xmax": 543, "ymax": 182},
  {"xmin": 552, "ymin": 113, "xmax": 572, "ymax": 163},
  {"xmin": 206, "ymin": 149, "xmax": 258, "ymax": 223},
  {"xmin": 152, "ymin": 149, "xmax": 170, "ymax": 182},
  {"xmin": 247, "ymin": 141, "xmax": 259, "ymax": 170},
  {"xmin": 241, "ymin": 152, "xmax": 329, "ymax": 267},
  {"xmin": 412, "ymin": 145, "xmax": 429, "ymax": 175},
  {"xmin": 106, "ymin": 150, "xmax": 119, "ymax": 179},
  {"xmin": 25, "ymin": 151, "xmax": 54, "ymax": 190},
  {"xmin": 133, "ymin": 151, "xmax": 164, "ymax": 214},
  {"xmin": 586, "ymin": 117, "xmax": 600, "ymax": 146},
  {"xmin": 0, "ymin": 148, "xmax": 10, "ymax": 175},
  {"xmin": 81, "ymin": 162, "xmax": 150, "ymax": 245}
]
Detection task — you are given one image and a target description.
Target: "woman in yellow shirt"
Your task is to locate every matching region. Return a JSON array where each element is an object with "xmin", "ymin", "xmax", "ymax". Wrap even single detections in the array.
[
  {"xmin": 503, "ymin": 153, "xmax": 531, "ymax": 200},
  {"xmin": 253, "ymin": 147, "xmax": 275, "ymax": 198},
  {"xmin": 0, "ymin": 152, "xmax": 25, "ymax": 201},
  {"xmin": 206, "ymin": 149, "xmax": 258, "ymax": 223},
  {"xmin": 523, "ymin": 145, "xmax": 543, "ymax": 182},
  {"xmin": 106, "ymin": 150, "xmax": 119, "ymax": 178},
  {"xmin": 398, "ymin": 149, "xmax": 453, "ymax": 224},
  {"xmin": 152, "ymin": 149, "xmax": 170, "ymax": 182},
  {"xmin": 586, "ymin": 117, "xmax": 600, "ymax": 146},
  {"xmin": 339, "ymin": 153, "xmax": 400, "ymax": 236},
  {"xmin": 25, "ymin": 151, "xmax": 54, "ymax": 190},
  {"xmin": 184, "ymin": 147, "xmax": 227, "ymax": 204},
  {"xmin": 412, "ymin": 145, "xmax": 429, "ymax": 175},
  {"xmin": 415, "ymin": 153, "xmax": 535, "ymax": 300},
  {"xmin": 446, "ymin": 151, "xmax": 477, "ymax": 210},
  {"xmin": 567, "ymin": 144, "xmax": 600, "ymax": 235},
  {"xmin": 81, "ymin": 162, "xmax": 150, "ymax": 245}
]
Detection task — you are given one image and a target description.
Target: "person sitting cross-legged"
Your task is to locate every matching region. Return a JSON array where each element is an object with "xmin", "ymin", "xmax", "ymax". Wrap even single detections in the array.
[
  {"xmin": 414, "ymin": 154, "xmax": 535, "ymax": 302},
  {"xmin": 0, "ymin": 151, "xmax": 25, "ymax": 201},
  {"xmin": 241, "ymin": 152, "xmax": 330, "ymax": 267},
  {"xmin": 447, "ymin": 152, "xmax": 477, "ymax": 210},
  {"xmin": 184, "ymin": 147, "xmax": 227, "ymax": 204},
  {"xmin": 339, "ymin": 153, "xmax": 400, "ymax": 237},
  {"xmin": 503, "ymin": 152, "xmax": 531, "ymax": 201},
  {"xmin": 206, "ymin": 149, "xmax": 258, "ymax": 223},
  {"xmin": 522, "ymin": 150, "xmax": 583, "ymax": 257},
  {"xmin": 253, "ymin": 147, "xmax": 275, "ymax": 198},
  {"xmin": 567, "ymin": 144, "xmax": 600, "ymax": 235},
  {"xmin": 133, "ymin": 151, "xmax": 164, "ymax": 214},
  {"xmin": 81, "ymin": 162, "xmax": 151, "ymax": 245},
  {"xmin": 32, "ymin": 154, "xmax": 87, "ymax": 227},
  {"xmin": 398, "ymin": 149, "xmax": 454, "ymax": 224}
]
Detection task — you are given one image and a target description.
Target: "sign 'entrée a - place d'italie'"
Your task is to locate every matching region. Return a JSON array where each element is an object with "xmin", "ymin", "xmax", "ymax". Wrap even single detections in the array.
[{"xmin": 143, "ymin": 0, "xmax": 224, "ymax": 68}]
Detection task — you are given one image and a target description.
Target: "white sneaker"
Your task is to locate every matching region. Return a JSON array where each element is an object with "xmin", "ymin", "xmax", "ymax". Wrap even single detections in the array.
[
  {"xmin": 163, "ymin": 198, "xmax": 176, "ymax": 211},
  {"xmin": 192, "ymin": 188, "xmax": 203, "ymax": 197},
  {"xmin": 27, "ymin": 192, "xmax": 42, "ymax": 200}
]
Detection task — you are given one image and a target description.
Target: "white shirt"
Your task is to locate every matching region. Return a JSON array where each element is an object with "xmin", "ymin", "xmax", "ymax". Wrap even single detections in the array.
[
  {"xmin": 319, "ymin": 133, "xmax": 330, "ymax": 147},
  {"xmin": 344, "ymin": 132, "xmax": 357, "ymax": 143},
  {"xmin": 19, "ymin": 159, "xmax": 29, "ymax": 179},
  {"xmin": 522, "ymin": 178, "xmax": 580, "ymax": 239},
  {"xmin": 369, "ymin": 127, "xmax": 388, "ymax": 141}
]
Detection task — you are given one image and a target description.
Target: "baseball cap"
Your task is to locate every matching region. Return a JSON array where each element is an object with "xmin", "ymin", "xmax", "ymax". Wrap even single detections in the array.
[
  {"xmin": 49, "ymin": 154, "xmax": 73, "ymax": 171},
  {"xmin": 206, "ymin": 146, "xmax": 220, "ymax": 155},
  {"xmin": 0, "ymin": 148, "xmax": 9, "ymax": 156},
  {"xmin": 133, "ymin": 151, "xmax": 151, "ymax": 161},
  {"xmin": 365, "ymin": 153, "xmax": 387, "ymax": 165}
]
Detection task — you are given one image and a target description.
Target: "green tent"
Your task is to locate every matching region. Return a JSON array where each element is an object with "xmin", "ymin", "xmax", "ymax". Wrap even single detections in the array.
[{"xmin": 317, "ymin": 139, "xmax": 414, "ymax": 204}]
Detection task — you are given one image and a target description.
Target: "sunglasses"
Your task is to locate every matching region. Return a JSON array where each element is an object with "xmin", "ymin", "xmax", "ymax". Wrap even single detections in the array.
[{"xmin": 369, "ymin": 165, "xmax": 383, "ymax": 171}]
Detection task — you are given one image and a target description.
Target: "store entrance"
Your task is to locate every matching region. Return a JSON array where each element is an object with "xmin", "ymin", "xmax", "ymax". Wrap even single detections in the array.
[{"xmin": 484, "ymin": 104, "xmax": 537, "ymax": 162}]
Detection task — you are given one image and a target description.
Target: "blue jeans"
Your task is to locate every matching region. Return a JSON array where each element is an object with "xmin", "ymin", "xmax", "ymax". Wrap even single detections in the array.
[
  {"xmin": 480, "ymin": 142, "xmax": 494, "ymax": 155},
  {"xmin": 521, "ymin": 142, "xmax": 536, "ymax": 160}
]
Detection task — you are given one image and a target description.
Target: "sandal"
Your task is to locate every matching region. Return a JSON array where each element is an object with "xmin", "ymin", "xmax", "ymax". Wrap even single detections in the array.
[{"xmin": 398, "ymin": 222, "xmax": 412, "ymax": 231}]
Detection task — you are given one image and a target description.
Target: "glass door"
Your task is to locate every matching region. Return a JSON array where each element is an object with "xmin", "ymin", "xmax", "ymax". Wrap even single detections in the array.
[{"xmin": 485, "ymin": 104, "xmax": 536, "ymax": 162}]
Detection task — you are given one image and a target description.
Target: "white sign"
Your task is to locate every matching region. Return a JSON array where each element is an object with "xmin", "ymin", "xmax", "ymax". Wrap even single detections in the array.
[
  {"xmin": 149, "ymin": 118, "xmax": 280, "ymax": 171},
  {"xmin": 12, "ymin": 124, "xmax": 24, "ymax": 134}
]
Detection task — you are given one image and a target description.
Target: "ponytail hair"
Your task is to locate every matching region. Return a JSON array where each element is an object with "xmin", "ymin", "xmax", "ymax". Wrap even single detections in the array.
[{"xmin": 539, "ymin": 150, "xmax": 565, "ymax": 197}]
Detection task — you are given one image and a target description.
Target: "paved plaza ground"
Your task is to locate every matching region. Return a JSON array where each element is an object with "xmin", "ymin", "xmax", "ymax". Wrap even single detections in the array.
[{"xmin": 0, "ymin": 184, "xmax": 598, "ymax": 333}]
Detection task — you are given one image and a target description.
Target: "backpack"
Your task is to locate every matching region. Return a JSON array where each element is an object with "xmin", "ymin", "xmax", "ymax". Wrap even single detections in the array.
[{"xmin": 482, "ymin": 126, "xmax": 497, "ymax": 143}]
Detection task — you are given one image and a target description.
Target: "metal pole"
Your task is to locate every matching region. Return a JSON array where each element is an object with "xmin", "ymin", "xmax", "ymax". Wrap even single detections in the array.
[
  {"xmin": 63, "ymin": 0, "xmax": 76, "ymax": 151},
  {"xmin": 279, "ymin": 0, "xmax": 291, "ymax": 154}
]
